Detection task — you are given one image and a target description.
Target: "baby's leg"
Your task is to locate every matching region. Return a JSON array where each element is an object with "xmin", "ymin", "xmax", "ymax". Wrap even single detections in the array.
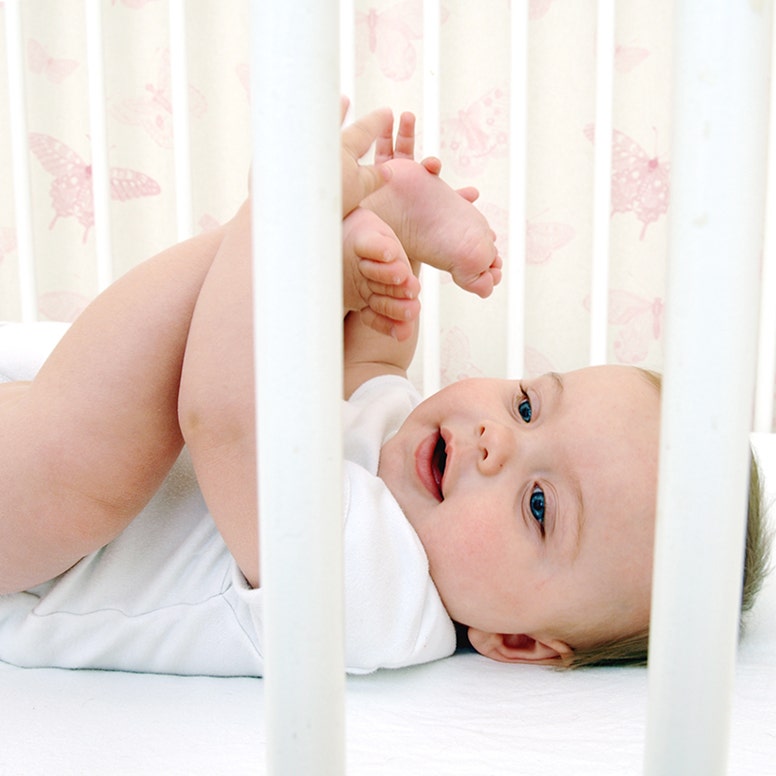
[
  {"xmin": 178, "ymin": 200, "xmax": 260, "ymax": 586},
  {"xmin": 0, "ymin": 227, "xmax": 225, "ymax": 594},
  {"xmin": 342, "ymin": 206, "xmax": 420, "ymax": 341},
  {"xmin": 362, "ymin": 157, "xmax": 502, "ymax": 298}
]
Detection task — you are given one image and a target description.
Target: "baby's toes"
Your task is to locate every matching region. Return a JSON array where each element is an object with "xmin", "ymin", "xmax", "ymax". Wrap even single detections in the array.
[{"xmin": 360, "ymin": 258, "xmax": 419, "ymax": 298}]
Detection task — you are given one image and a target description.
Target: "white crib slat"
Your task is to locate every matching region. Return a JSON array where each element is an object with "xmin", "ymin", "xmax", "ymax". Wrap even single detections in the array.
[
  {"xmin": 421, "ymin": 0, "xmax": 441, "ymax": 395},
  {"xmin": 3, "ymin": 0, "xmax": 37, "ymax": 321},
  {"xmin": 168, "ymin": 0, "xmax": 193, "ymax": 241},
  {"xmin": 85, "ymin": 0, "xmax": 113, "ymax": 292},
  {"xmin": 589, "ymin": 0, "xmax": 615, "ymax": 366},
  {"xmin": 754, "ymin": 2, "xmax": 776, "ymax": 434},
  {"xmin": 644, "ymin": 3, "xmax": 772, "ymax": 774},
  {"xmin": 339, "ymin": 0, "xmax": 356, "ymax": 113},
  {"xmin": 251, "ymin": 3, "xmax": 345, "ymax": 774},
  {"xmin": 507, "ymin": 1, "xmax": 528, "ymax": 379}
]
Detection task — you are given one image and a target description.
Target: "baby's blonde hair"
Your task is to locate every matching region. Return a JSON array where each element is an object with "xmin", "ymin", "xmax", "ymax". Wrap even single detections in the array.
[{"xmin": 563, "ymin": 369, "xmax": 771, "ymax": 669}]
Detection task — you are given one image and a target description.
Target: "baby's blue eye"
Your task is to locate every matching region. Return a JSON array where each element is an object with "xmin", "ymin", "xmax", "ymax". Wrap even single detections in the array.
[
  {"xmin": 517, "ymin": 396, "xmax": 532, "ymax": 423},
  {"xmin": 530, "ymin": 488, "xmax": 545, "ymax": 528}
]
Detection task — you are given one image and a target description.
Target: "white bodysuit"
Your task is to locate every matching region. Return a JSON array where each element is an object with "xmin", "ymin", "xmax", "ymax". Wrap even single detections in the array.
[{"xmin": 0, "ymin": 323, "xmax": 456, "ymax": 676}]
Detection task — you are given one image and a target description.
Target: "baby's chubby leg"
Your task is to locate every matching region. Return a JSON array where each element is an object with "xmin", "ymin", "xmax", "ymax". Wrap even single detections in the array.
[
  {"xmin": 0, "ymin": 227, "xmax": 225, "ymax": 594},
  {"xmin": 342, "ymin": 206, "xmax": 420, "ymax": 341}
]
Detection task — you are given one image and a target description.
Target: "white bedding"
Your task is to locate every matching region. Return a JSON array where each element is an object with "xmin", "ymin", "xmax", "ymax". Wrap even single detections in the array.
[{"xmin": 1, "ymin": 324, "xmax": 774, "ymax": 774}]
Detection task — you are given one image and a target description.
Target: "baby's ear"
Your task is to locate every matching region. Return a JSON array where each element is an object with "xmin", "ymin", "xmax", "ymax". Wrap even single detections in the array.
[{"xmin": 467, "ymin": 628, "xmax": 573, "ymax": 666}]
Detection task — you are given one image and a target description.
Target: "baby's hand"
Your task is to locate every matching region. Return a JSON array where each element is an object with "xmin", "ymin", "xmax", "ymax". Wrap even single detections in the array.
[{"xmin": 342, "ymin": 207, "xmax": 420, "ymax": 341}]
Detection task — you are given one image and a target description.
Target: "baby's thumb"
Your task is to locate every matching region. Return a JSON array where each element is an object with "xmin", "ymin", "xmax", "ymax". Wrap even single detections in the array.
[
  {"xmin": 360, "ymin": 163, "xmax": 392, "ymax": 200},
  {"xmin": 343, "ymin": 163, "xmax": 392, "ymax": 216}
]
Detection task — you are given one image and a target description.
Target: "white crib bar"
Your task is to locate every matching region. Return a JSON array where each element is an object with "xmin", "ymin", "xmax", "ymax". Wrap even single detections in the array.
[
  {"xmin": 3, "ymin": 0, "xmax": 37, "ymax": 322},
  {"xmin": 168, "ymin": 0, "xmax": 193, "ymax": 242},
  {"xmin": 420, "ymin": 0, "xmax": 441, "ymax": 396},
  {"xmin": 251, "ymin": 3, "xmax": 345, "ymax": 774},
  {"xmin": 85, "ymin": 0, "xmax": 113, "ymax": 292},
  {"xmin": 644, "ymin": 3, "xmax": 772, "ymax": 774},
  {"xmin": 507, "ymin": 1, "xmax": 528, "ymax": 379},
  {"xmin": 588, "ymin": 0, "xmax": 615, "ymax": 366},
  {"xmin": 754, "ymin": 1, "xmax": 776, "ymax": 434}
]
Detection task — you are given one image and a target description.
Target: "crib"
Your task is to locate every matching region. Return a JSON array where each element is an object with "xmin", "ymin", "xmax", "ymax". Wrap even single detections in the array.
[{"xmin": 1, "ymin": 1, "xmax": 776, "ymax": 774}]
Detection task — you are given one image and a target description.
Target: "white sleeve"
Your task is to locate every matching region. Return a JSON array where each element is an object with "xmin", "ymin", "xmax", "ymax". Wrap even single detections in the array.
[{"xmin": 341, "ymin": 461, "xmax": 456, "ymax": 673}]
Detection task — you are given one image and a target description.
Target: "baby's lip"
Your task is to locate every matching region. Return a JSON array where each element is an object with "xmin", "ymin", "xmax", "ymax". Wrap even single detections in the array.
[{"xmin": 415, "ymin": 431, "xmax": 446, "ymax": 502}]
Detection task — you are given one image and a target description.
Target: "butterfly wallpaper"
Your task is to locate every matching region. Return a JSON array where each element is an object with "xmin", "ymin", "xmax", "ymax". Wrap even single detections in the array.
[{"xmin": 0, "ymin": 0, "xmax": 770, "ymax": 423}]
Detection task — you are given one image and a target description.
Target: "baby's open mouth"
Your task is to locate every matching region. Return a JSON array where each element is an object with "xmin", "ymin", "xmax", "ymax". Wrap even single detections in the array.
[
  {"xmin": 431, "ymin": 433, "xmax": 447, "ymax": 499},
  {"xmin": 416, "ymin": 431, "xmax": 447, "ymax": 502}
]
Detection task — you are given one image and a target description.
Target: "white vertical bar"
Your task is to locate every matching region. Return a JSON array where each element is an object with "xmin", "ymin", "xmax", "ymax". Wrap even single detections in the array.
[
  {"xmin": 251, "ymin": 3, "xmax": 344, "ymax": 774},
  {"xmin": 754, "ymin": 2, "xmax": 776, "ymax": 433},
  {"xmin": 421, "ymin": 0, "xmax": 441, "ymax": 395},
  {"xmin": 4, "ymin": 0, "xmax": 37, "ymax": 321},
  {"xmin": 340, "ymin": 0, "xmax": 356, "ymax": 111},
  {"xmin": 507, "ymin": 2, "xmax": 528, "ymax": 379},
  {"xmin": 644, "ymin": 3, "xmax": 771, "ymax": 775},
  {"xmin": 589, "ymin": 0, "xmax": 615, "ymax": 365},
  {"xmin": 169, "ymin": 0, "xmax": 193, "ymax": 241},
  {"xmin": 85, "ymin": 0, "xmax": 113, "ymax": 292}
]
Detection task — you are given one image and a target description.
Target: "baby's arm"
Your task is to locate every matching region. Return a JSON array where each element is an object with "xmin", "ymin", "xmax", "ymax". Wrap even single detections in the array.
[{"xmin": 0, "ymin": 227, "xmax": 225, "ymax": 594}]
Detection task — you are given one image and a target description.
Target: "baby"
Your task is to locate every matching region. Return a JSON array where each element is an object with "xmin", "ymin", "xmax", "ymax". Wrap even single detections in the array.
[{"xmin": 0, "ymin": 106, "xmax": 764, "ymax": 674}]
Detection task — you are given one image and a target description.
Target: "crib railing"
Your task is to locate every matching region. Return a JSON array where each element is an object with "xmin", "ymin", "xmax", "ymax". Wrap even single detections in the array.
[{"xmin": 2, "ymin": 1, "xmax": 776, "ymax": 774}]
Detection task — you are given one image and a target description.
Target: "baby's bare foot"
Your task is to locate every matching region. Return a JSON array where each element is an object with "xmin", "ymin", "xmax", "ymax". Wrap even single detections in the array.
[
  {"xmin": 342, "ymin": 207, "xmax": 421, "ymax": 341},
  {"xmin": 362, "ymin": 158, "xmax": 502, "ymax": 298}
]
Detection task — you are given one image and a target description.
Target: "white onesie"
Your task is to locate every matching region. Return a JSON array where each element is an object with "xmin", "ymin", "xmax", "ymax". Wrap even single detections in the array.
[{"xmin": 0, "ymin": 323, "xmax": 456, "ymax": 676}]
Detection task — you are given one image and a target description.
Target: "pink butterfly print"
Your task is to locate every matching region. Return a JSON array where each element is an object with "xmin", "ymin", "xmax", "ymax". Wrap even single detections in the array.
[
  {"xmin": 527, "ymin": 219, "xmax": 575, "ymax": 264},
  {"xmin": 355, "ymin": 1, "xmax": 440, "ymax": 82},
  {"xmin": 0, "ymin": 227, "xmax": 16, "ymax": 264},
  {"xmin": 198, "ymin": 213, "xmax": 221, "ymax": 233},
  {"xmin": 111, "ymin": 0, "xmax": 159, "ymax": 8},
  {"xmin": 440, "ymin": 326, "xmax": 484, "ymax": 386},
  {"xmin": 585, "ymin": 289, "xmax": 663, "ymax": 364},
  {"xmin": 440, "ymin": 86, "xmax": 509, "ymax": 177},
  {"xmin": 111, "ymin": 49, "xmax": 207, "ymax": 148},
  {"xmin": 38, "ymin": 290, "xmax": 90, "ymax": 322},
  {"xmin": 28, "ymin": 132, "xmax": 161, "ymax": 243},
  {"xmin": 27, "ymin": 39, "xmax": 79, "ymax": 84},
  {"xmin": 528, "ymin": 0, "xmax": 559, "ymax": 20},
  {"xmin": 584, "ymin": 124, "xmax": 670, "ymax": 240},
  {"xmin": 615, "ymin": 44, "xmax": 650, "ymax": 74},
  {"xmin": 235, "ymin": 63, "xmax": 250, "ymax": 99},
  {"xmin": 524, "ymin": 347, "xmax": 556, "ymax": 379}
]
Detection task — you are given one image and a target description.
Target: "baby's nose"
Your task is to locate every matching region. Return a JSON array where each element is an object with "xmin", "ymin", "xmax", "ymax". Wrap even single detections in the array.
[{"xmin": 476, "ymin": 421, "xmax": 513, "ymax": 475}]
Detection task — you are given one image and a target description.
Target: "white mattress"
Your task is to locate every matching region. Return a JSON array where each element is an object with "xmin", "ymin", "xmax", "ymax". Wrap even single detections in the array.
[{"xmin": 1, "ymin": 323, "xmax": 775, "ymax": 774}]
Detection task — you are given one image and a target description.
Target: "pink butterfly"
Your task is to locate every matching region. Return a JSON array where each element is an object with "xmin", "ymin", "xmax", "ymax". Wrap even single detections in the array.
[
  {"xmin": 585, "ymin": 289, "xmax": 663, "ymax": 364},
  {"xmin": 584, "ymin": 124, "xmax": 670, "ymax": 240},
  {"xmin": 440, "ymin": 86, "xmax": 509, "ymax": 177},
  {"xmin": 615, "ymin": 44, "xmax": 650, "ymax": 74},
  {"xmin": 198, "ymin": 213, "xmax": 221, "ymax": 233},
  {"xmin": 0, "ymin": 227, "xmax": 16, "ymax": 264},
  {"xmin": 38, "ymin": 290, "xmax": 90, "ymax": 322},
  {"xmin": 111, "ymin": 48, "xmax": 207, "ymax": 148},
  {"xmin": 527, "ymin": 219, "xmax": 575, "ymax": 264},
  {"xmin": 528, "ymin": 0, "xmax": 559, "ymax": 20},
  {"xmin": 235, "ymin": 63, "xmax": 250, "ymax": 99},
  {"xmin": 28, "ymin": 132, "xmax": 161, "ymax": 243},
  {"xmin": 111, "ymin": 0, "xmax": 159, "ymax": 8},
  {"xmin": 524, "ymin": 347, "xmax": 556, "ymax": 379},
  {"xmin": 28, "ymin": 39, "xmax": 79, "ymax": 83},
  {"xmin": 440, "ymin": 326, "xmax": 484, "ymax": 386},
  {"xmin": 355, "ymin": 1, "xmax": 439, "ymax": 82}
]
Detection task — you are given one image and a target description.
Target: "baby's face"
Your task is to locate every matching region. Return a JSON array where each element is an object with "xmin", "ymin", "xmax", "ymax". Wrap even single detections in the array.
[{"xmin": 378, "ymin": 365, "xmax": 660, "ymax": 663}]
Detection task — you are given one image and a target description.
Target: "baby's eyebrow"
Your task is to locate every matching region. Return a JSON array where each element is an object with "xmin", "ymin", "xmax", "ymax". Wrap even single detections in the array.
[{"xmin": 548, "ymin": 371, "xmax": 564, "ymax": 397}]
